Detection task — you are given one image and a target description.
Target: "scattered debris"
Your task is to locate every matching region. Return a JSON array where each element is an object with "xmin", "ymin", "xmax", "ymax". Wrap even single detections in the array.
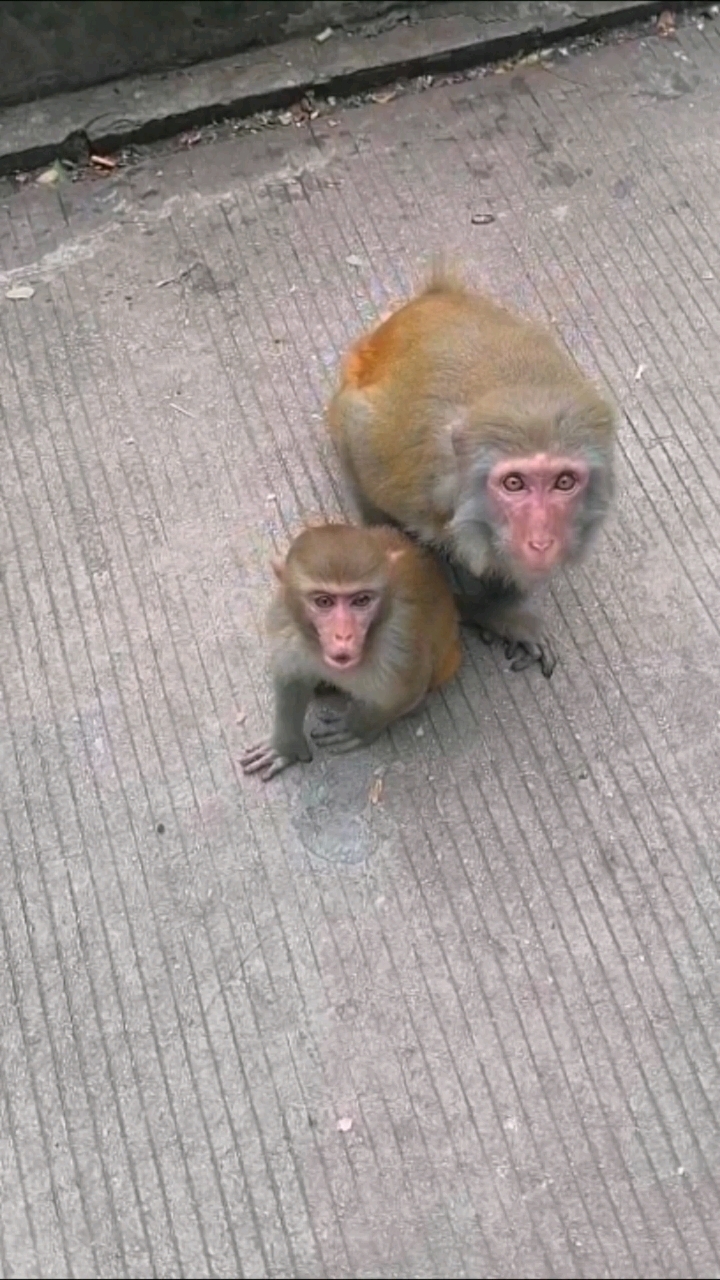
[
  {"xmin": 634, "ymin": 363, "xmax": 646, "ymax": 381},
  {"xmin": 11, "ymin": 4, "xmax": 698, "ymax": 191},
  {"xmin": 345, "ymin": 254, "xmax": 363, "ymax": 268},
  {"xmin": 90, "ymin": 153, "xmax": 117, "ymax": 170},
  {"xmin": 415, "ymin": 726, "xmax": 425, "ymax": 737},
  {"xmin": 471, "ymin": 212, "xmax": 496, "ymax": 225},
  {"xmin": 336, "ymin": 1116, "xmax": 353, "ymax": 1133},
  {"xmin": 37, "ymin": 162, "xmax": 64, "ymax": 186},
  {"xmin": 369, "ymin": 777, "xmax": 384, "ymax": 805},
  {"xmin": 5, "ymin": 284, "xmax": 35, "ymax": 300},
  {"xmin": 236, "ymin": 710, "xmax": 247, "ymax": 726}
]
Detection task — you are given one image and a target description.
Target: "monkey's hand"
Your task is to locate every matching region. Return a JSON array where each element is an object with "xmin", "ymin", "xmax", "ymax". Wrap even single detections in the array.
[{"xmin": 240, "ymin": 737, "xmax": 312, "ymax": 781}]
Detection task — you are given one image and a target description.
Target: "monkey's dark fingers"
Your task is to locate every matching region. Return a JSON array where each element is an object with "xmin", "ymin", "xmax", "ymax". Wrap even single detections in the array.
[
  {"xmin": 477, "ymin": 628, "xmax": 496, "ymax": 646},
  {"xmin": 241, "ymin": 742, "xmax": 297, "ymax": 779},
  {"xmin": 310, "ymin": 724, "xmax": 366, "ymax": 748},
  {"xmin": 505, "ymin": 639, "xmax": 557, "ymax": 679},
  {"xmin": 260, "ymin": 754, "xmax": 299, "ymax": 781},
  {"xmin": 240, "ymin": 741, "xmax": 274, "ymax": 771},
  {"xmin": 310, "ymin": 725, "xmax": 349, "ymax": 744},
  {"xmin": 330, "ymin": 735, "xmax": 366, "ymax": 754}
]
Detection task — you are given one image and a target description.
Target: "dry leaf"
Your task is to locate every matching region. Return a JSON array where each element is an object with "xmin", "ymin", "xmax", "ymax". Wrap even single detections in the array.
[
  {"xmin": 370, "ymin": 90, "xmax": 396, "ymax": 105},
  {"xmin": 336, "ymin": 1116, "xmax": 353, "ymax": 1133},
  {"xmin": 316, "ymin": 26, "xmax": 333, "ymax": 43},
  {"xmin": 657, "ymin": 10, "xmax": 676, "ymax": 37},
  {"xmin": 90, "ymin": 154, "xmax": 117, "ymax": 169},
  {"xmin": 5, "ymin": 284, "xmax": 35, "ymax": 300},
  {"xmin": 37, "ymin": 166, "xmax": 60, "ymax": 186},
  {"xmin": 369, "ymin": 778, "xmax": 384, "ymax": 805}
]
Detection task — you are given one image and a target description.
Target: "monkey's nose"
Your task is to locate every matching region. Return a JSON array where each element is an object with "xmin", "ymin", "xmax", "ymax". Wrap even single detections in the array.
[{"xmin": 528, "ymin": 535, "xmax": 554, "ymax": 552}]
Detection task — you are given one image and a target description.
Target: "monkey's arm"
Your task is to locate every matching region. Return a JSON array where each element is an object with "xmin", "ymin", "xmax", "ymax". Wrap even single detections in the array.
[{"xmin": 241, "ymin": 677, "xmax": 313, "ymax": 781}]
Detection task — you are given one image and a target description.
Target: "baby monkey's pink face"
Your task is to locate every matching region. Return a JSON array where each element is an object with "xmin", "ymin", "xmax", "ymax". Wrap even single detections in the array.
[
  {"xmin": 305, "ymin": 586, "xmax": 382, "ymax": 672},
  {"xmin": 486, "ymin": 453, "xmax": 590, "ymax": 577}
]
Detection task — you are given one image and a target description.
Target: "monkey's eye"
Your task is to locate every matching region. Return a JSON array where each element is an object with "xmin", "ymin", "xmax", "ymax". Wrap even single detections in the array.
[
  {"xmin": 312, "ymin": 594, "xmax": 335, "ymax": 610},
  {"xmin": 351, "ymin": 592, "xmax": 375, "ymax": 609},
  {"xmin": 554, "ymin": 472, "xmax": 577, "ymax": 492},
  {"xmin": 502, "ymin": 473, "xmax": 525, "ymax": 492}
]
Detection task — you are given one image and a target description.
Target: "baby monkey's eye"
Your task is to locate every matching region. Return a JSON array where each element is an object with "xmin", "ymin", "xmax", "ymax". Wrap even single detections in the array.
[
  {"xmin": 312, "ymin": 594, "xmax": 335, "ymax": 610},
  {"xmin": 352, "ymin": 592, "xmax": 374, "ymax": 609},
  {"xmin": 555, "ymin": 472, "xmax": 577, "ymax": 492},
  {"xmin": 502, "ymin": 473, "xmax": 525, "ymax": 492}
]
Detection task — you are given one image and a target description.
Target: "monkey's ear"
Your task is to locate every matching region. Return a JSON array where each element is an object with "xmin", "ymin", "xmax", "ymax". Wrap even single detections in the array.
[{"xmin": 271, "ymin": 557, "xmax": 286, "ymax": 582}]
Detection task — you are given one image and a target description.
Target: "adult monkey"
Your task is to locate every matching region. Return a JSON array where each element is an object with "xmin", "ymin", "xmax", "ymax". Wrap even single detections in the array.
[{"xmin": 328, "ymin": 267, "xmax": 616, "ymax": 676}]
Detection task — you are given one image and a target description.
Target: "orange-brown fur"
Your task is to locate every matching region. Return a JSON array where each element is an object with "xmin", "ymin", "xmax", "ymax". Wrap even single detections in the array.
[
  {"xmin": 328, "ymin": 269, "xmax": 615, "ymax": 537},
  {"xmin": 271, "ymin": 524, "xmax": 461, "ymax": 701},
  {"xmin": 327, "ymin": 269, "xmax": 616, "ymax": 677},
  {"xmin": 241, "ymin": 522, "xmax": 461, "ymax": 780}
]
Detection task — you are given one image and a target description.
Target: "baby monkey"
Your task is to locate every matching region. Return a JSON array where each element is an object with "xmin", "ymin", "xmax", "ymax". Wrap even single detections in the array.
[{"xmin": 241, "ymin": 523, "xmax": 461, "ymax": 781}]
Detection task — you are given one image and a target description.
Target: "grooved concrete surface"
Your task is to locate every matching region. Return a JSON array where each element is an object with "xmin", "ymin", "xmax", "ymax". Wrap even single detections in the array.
[{"xmin": 1, "ymin": 17, "xmax": 720, "ymax": 1280}]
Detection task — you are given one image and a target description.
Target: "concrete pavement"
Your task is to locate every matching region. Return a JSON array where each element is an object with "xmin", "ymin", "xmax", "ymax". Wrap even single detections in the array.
[{"xmin": 1, "ymin": 9, "xmax": 720, "ymax": 1277}]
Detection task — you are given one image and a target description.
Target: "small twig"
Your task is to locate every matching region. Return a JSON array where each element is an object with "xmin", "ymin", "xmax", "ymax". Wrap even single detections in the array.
[
  {"xmin": 168, "ymin": 401, "xmax": 196, "ymax": 419},
  {"xmin": 156, "ymin": 261, "xmax": 200, "ymax": 288}
]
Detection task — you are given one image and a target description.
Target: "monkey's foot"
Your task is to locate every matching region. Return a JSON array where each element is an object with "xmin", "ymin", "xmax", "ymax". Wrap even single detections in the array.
[
  {"xmin": 314, "ymin": 705, "xmax": 346, "ymax": 726},
  {"xmin": 311, "ymin": 728, "xmax": 365, "ymax": 752},
  {"xmin": 310, "ymin": 712, "xmax": 369, "ymax": 752},
  {"xmin": 240, "ymin": 739, "xmax": 311, "ymax": 782}
]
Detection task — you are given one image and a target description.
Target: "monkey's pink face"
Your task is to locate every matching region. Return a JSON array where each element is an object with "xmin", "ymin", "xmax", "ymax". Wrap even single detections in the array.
[
  {"xmin": 305, "ymin": 588, "xmax": 381, "ymax": 671},
  {"xmin": 487, "ymin": 454, "xmax": 590, "ymax": 576}
]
